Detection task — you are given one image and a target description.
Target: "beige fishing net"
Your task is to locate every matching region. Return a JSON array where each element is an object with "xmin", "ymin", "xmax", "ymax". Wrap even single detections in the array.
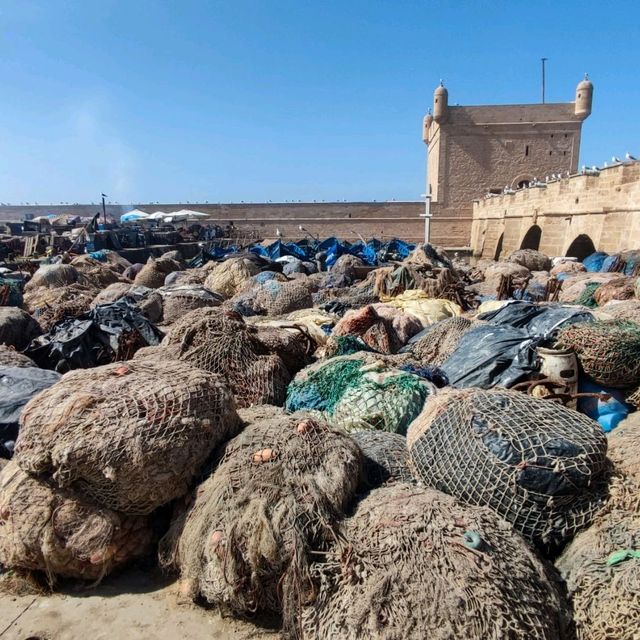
[
  {"xmin": 407, "ymin": 316, "xmax": 477, "ymax": 366},
  {"xmin": 0, "ymin": 307, "xmax": 42, "ymax": 350},
  {"xmin": 0, "ymin": 344, "xmax": 35, "ymax": 367},
  {"xmin": 160, "ymin": 408, "xmax": 361, "ymax": 637},
  {"xmin": 408, "ymin": 388, "xmax": 609, "ymax": 546},
  {"xmin": 133, "ymin": 257, "xmax": 183, "ymax": 289},
  {"xmin": 23, "ymin": 284, "xmax": 99, "ymax": 330},
  {"xmin": 24, "ymin": 264, "xmax": 81, "ymax": 291},
  {"xmin": 157, "ymin": 284, "xmax": 223, "ymax": 324},
  {"xmin": 0, "ymin": 462, "xmax": 152, "ymax": 582},
  {"xmin": 301, "ymin": 484, "xmax": 572, "ymax": 640},
  {"xmin": 351, "ymin": 430, "xmax": 414, "ymax": 488},
  {"xmin": 14, "ymin": 360, "xmax": 239, "ymax": 515},
  {"xmin": 159, "ymin": 308, "xmax": 291, "ymax": 407},
  {"xmin": 204, "ymin": 258, "xmax": 260, "ymax": 298}
]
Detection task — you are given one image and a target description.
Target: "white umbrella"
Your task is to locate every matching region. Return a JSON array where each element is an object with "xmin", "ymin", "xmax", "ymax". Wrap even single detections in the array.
[
  {"xmin": 172, "ymin": 209, "xmax": 209, "ymax": 219},
  {"xmin": 147, "ymin": 211, "xmax": 168, "ymax": 220},
  {"xmin": 121, "ymin": 210, "xmax": 150, "ymax": 223}
]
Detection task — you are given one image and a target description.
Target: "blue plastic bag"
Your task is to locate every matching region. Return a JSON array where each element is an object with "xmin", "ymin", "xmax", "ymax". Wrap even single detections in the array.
[{"xmin": 578, "ymin": 380, "xmax": 630, "ymax": 432}]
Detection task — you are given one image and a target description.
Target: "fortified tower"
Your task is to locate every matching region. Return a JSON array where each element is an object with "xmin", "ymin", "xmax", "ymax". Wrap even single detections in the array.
[{"xmin": 422, "ymin": 76, "xmax": 593, "ymax": 246}]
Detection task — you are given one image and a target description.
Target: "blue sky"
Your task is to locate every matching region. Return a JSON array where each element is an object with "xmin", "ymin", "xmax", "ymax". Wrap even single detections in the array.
[{"xmin": 1, "ymin": 0, "xmax": 638, "ymax": 204}]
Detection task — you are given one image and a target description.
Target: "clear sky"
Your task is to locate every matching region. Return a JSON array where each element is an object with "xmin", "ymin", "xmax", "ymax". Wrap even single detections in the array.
[{"xmin": 1, "ymin": 0, "xmax": 638, "ymax": 205}]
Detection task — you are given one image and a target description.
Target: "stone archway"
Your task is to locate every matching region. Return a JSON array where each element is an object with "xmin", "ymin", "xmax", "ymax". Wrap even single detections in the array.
[
  {"xmin": 511, "ymin": 174, "xmax": 534, "ymax": 189},
  {"xmin": 520, "ymin": 225, "xmax": 542, "ymax": 251},
  {"xmin": 565, "ymin": 234, "xmax": 596, "ymax": 261}
]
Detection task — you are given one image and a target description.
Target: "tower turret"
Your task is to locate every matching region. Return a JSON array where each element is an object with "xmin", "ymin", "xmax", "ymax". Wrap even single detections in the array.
[
  {"xmin": 575, "ymin": 74, "xmax": 593, "ymax": 119},
  {"xmin": 433, "ymin": 81, "xmax": 448, "ymax": 123},
  {"xmin": 422, "ymin": 110, "xmax": 433, "ymax": 143}
]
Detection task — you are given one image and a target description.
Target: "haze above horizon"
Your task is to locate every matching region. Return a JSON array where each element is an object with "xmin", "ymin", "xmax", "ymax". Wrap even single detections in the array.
[{"xmin": 1, "ymin": 0, "xmax": 638, "ymax": 205}]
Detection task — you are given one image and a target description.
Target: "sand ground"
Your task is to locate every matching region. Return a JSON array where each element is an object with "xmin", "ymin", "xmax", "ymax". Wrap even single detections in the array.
[{"xmin": 0, "ymin": 567, "xmax": 279, "ymax": 640}]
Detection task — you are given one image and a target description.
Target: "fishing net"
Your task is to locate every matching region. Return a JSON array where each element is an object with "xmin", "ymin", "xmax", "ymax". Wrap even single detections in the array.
[
  {"xmin": 0, "ymin": 345, "xmax": 35, "ymax": 367},
  {"xmin": 253, "ymin": 280, "xmax": 314, "ymax": 316},
  {"xmin": 69, "ymin": 256, "xmax": 126, "ymax": 289},
  {"xmin": 90, "ymin": 282, "xmax": 133, "ymax": 306},
  {"xmin": 574, "ymin": 282, "xmax": 602, "ymax": 307},
  {"xmin": 160, "ymin": 308, "xmax": 290, "ymax": 407},
  {"xmin": 408, "ymin": 388, "xmax": 609, "ymax": 547},
  {"xmin": 314, "ymin": 287, "xmax": 379, "ymax": 315},
  {"xmin": 24, "ymin": 264, "xmax": 80, "ymax": 291},
  {"xmin": 157, "ymin": 284, "xmax": 224, "ymax": 324},
  {"xmin": 592, "ymin": 276, "xmax": 635, "ymax": 306},
  {"xmin": 90, "ymin": 284, "xmax": 164, "ymax": 323},
  {"xmin": 323, "ymin": 334, "xmax": 378, "ymax": 358},
  {"xmin": 133, "ymin": 257, "xmax": 183, "ymax": 289},
  {"xmin": 14, "ymin": 359, "xmax": 239, "ymax": 515},
  {"xmin": 507, "ymin": 249, "xmax": 552, "ymax": 272},
  {"xmin": 23, "ymin": 284, "xmax": 99, "ymax": 331},
  {"xmin": 0, "ymin": 462, "xmax": 152, "ymax": 582},
  {"xmin": 159, "ymin": 409, "xmax": 361, "ymax": 634},
  {"xmin": 332, "ymin": 304, "xmax": 422, "ymax": 354},
  {"xmin": 251, "ymin": 322, "xmax": 315, "ymax": 376},
  {"xmin": 0, "ymin": 307, "xmax": 41, "ymax": 350},
  {"xmin": 330, "ymin": 254, "xmax": 364, "ymax": 278},
  {"xmin": 551, "ymin": 261, "xmax": 586, "ymax": 276},
  {"xmin": 204, "ymin": 258, "xmax": 260, "ymax": 298},
  {"xmin": 482, "ymin": 262, "xmax": 531, "ymax": 290},
  {"xmin": 595, "ymin": 299, "xmax": 640, "ymax": 324},
  {"xmin": 285, "ymin": 354, "xmax": 435, "ymax": 435},
  {"xmin": 406, "ymin": 316, "xmax": 476, "ymax": 366},
  {"xmin": 301, "ymin": 484, "xmax": 572, "ymax": 640},
  {"xmin": 351, "ymin": 431, "xmax": 414, "ymax": 488},
  {"xmin": 556, "ymin": 320, "xmax": 640, "ymax": 388},
  {"xmin": 0, "ymin": 276, "xmax": 23, "ymax": 307}
]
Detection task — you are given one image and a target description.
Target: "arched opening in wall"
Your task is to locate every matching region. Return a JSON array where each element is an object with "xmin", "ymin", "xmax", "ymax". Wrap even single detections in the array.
[
  {"xmin": 511, "ymin": 174, "xmax": 534, "ymax": 189},
  {"xmin": 566, "ymin": 234, "xmax": 596, "ymax": 261},
  {"xmin": 494, "ymin": 233, "xmax": 504, "ymax": 260},
  {"xmin": 520, "ymin": 225, "xmax": 542, "ymax": 251}
]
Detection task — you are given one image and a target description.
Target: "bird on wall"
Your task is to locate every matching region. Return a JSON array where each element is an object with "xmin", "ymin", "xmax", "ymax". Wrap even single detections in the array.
[
  {"xmin": 612, "ymin": 156, "xmax": 622, "ymax": 164},
  {"xmin": 276, "ymin": 228, "xmax": 282, "ymax": 238},
  {"xmin": 626, "ymin": 152, "xmax": 637, "ymax": 161}
]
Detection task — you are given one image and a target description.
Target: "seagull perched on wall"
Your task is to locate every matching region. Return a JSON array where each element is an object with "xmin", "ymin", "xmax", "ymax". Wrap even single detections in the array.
[
  {"xmin": 626, "ymin": 152, "xmax": 637, "ymax": 161},
  {"xmin": 276, "ymin": 228, "xmax": 282, "ymax": 238},
  {"xmin": 612, "ymin": 156, "xmax": 622, "ymax": 164}
]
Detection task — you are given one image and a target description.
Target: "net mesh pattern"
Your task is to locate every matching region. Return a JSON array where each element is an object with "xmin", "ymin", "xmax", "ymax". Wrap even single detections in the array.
[
  {"xmin": 159, "ymin": 409, "xmax": 361, "ymax": 635},
  {"xmin": 252, "ymin": 280, "xmax": 314, "ymax": 316},
  {"xmin": 408, "ymin": 388, "xmax": 609, "ymax": 546},
  {"xmin": 14, "ymin": 359, "xmax": 239, "ymax": 515},
  {"xmin": 286, "ymin": 354, "xmax": 434, "ymax": 435},
  {"xmin": 23, "ymin": 284, "xmax": 98, "ymax": 331},
  {"xmin": 351, "ymin": 430, "xmax": 414, "ymax": 488},
  {"xmin": 161, "ymin": 308, "xmax": 290, "ymax": 407},
  {"xmin": 90, "ymin": 282, "xmax": 133, "ymax": 307},
  {"xmin": 301, "ymin": 484, "xmax": 572, "ymax": 640},
  {"xmin": 0, "ymin": 307, "xmax": 42, "ymax": 350},
  {"xmin": 133, "ymin": 257, "xmax": 182, "ymax": 289},
  {"xmin": 0, "ymin": 462, "xmax": 152, "ymax": 582},
  {"xmin": 0, "ymin": 345, "xmax": 35, "ymax": 367},
  {"xmin": 408, "ymin": 316, "xmax": 476, "ymax": 366},
  {"xmin": 158, "ymin": 284, "xmax": 223, "ymax": 324},
  {"xmin": 595, "ymin": 299, "xmax": 640, "ymax": 324},
  {"xmin": 24, "ymin": 264, "xmax": 80, "ymax": 291},
  {"xmin": 556, "ymin": 320, "xmax": 640, "ymax": 388}
]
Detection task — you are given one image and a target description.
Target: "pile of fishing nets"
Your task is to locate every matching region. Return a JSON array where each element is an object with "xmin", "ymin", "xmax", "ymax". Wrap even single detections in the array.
[
  {"xmin": 24, "ymin": 264, "xmax": 81, "ymax": 291},
  {"xmin": 249, "ymin": 321, "xmax": 315, "ymax": 376},
  {"xmin": 330, "ymin": 253, "xmax": 364, "ymax": 279},
  {"xmin": 551, "ymin": 260, "xmax": 586, "ymax": 276},
  {"xmin": 557, "ymin": 272, "xmax": 620, "ymax": 303},
  {"xmin": 332, "ymin": 304, "xmax": 423, "ymax": 354},
  {"xmin": 286, "ymin": 354, "xmax": 435, "ymax": 434},
  {"xmin": 157, "ymin": 284, "xmax": 224, "ymax": 324},
  {"xmin": 14, "ymin": 359, "xmax": 239, "ymax": 514},
  {"xmin": 142, "ymin": 308, "xmax": 290, "ymax": 407},
  {"xmin": 351, "ymin": 430, "xmax": 414, "ymax": 488},
  {"xmin": 556, "ymin": 421, "xmax": 640, "ymax": 640},
  {"xmin": 402, "ymin": 316, "xmax": 477, "ymax": 366},
  {"xmin": 0, "ymin": 345, "xmax": 35, "ymax": 368},
  {"xmin": 69, "ymin": 256, "xmax": 128, "ymax": 289},
  {"xmin": 23, "ymin": 284, "xmax": 99, "ymax": 331},
  {"xmin": 314, "ymin": 285, "xmax": 379, "ymax": 315},
  {"xmin": 253, "ymin": 279, "xmax": 315, "ymax": 316},
  {"xmin": 203, "ymin": 257, "xmax": 260, "ymax": 297},
  {"xmin": 133, "ymin": 256, "xmax": 183, "ymax": 289},
  {"xmin": 0, "ymin": 461, "xmax": 153, "ymax": 581},
  {"xmin": 90, "ymin": 283, "xmax": 163, "ymax": 323},
  {"xmin": 507, "ymin": 248, "xmax": 552, "ymax": 272},
  {"xmin": 71, "ymin": 250, "xmax": 132, "ymax": 274},
  {"xmin": 408, "ymin": 388, "xmax": 609, "ymax": 546},
  {"xmin": 301, "ymin": 483, "xmax": 572, "ymax": 640},
  {"xmin": 595, "ymin": 299, "xmax": 640, "ymax": 324},
  {"xmin": 0, "ymin": 307, "xmax": 41, "ymax": 350},
  {"xmin": 592, "ymin": 276, "xmax": 636, "ymax": 306},
  {"xmin": 160, "ymin": 407, "xmax": 361, "ymax": 634},
  {"xmin": 556, "ymin": 319, "xmax": 640, "ymax": 388},
  {"xmin": 480, "ymin": 261, "xmax": 531, "ymax": 289}
]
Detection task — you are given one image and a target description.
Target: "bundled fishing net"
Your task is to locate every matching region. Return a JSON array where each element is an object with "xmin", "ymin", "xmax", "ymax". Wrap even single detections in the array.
[
  {"xmin": 556, "ymin": 319, "xmax": 640, "ymax": 388},
  {"xmin": 24, "ymin": 264, "xmax": 80, "ymax": 291},
  {"xmin": 574, "ymin": 282, "xmax": 602, "ymax": 307},
  {"xmin": 133, "ymin": 257, "xmax": 183, "ymax": 289},
  {"xmin": 91, "ymin": 284, "xmax": 164, "ymax": 323},
  {"xmin": 160, "ymin": 409, "xmax": 361, "ymax": 633},
  {"xmin": 329, "ymin": 254, "xmax": 364, "ymax": 278},
  {"xmin": 69, "ymin": 256, "xmax": 127, "ymax": 289},
  {"xmin": 253, "ymin": 280, "xmax": 314, "ymax": 316},
  {"xmin": 23, "ymin": 284, "xmax": 99, "ymax": 331},
  {"xmin": 251, "ymin": 322, "xmax": 315, "ymax": 376},
  {"xmin": 0, "ymin": 307, "xmax": 41, "ymax": 351},
  {"xmin": 333, "ymin": 304, "xmax": 422, "ymax": 354},
  {"xmin": 0, "ymin": 345, "xmax": 35, "ymax": 367},
  {"xmin": 157, "ymin": 284, "xmax": 224, "ymax": 324},
  {"xmin": 158, "ymin": 308, "xmax": 290, "ymax": 407},
  {"xmin": 551, "ymin": 261, "xmax": 586, "ymax": 276},
  {"xmin": 408, "ymin": 388, "xmax": 608, "ymax": 546},
  {"xmin": 0, "ymin": 462, "xmax": 152, "ymax": 582},
  {"xmin": 14, "ymin": 360, "xmax": 239, "ymax": 514},
  {"xmin": 351, "ymin": 431, "xmax": 414, "ymax": 488},
  {"xmin": 301, "ymin": 484, "xmax": 572, "ymax": 640},
  {"xmin": 286, "ymin": 354, "xmax": 435, "ymax": 435},
  {"xmin": 405, "ymin": 316, "xmax": 476, "ymax": 366},
  {"xmin": 595, "ymin": 299, "xmax": 640, "ymax": 324},
  {"xmin": 592, "ymin": 276, "xmax": 635, "ymax": 306},
  {"xmin": 314, "ymin": 287, "xmax": 379, "ymax": 315},
  {"xmin": 507, "ymin": 248, "xmax": 552, "ymax": 272},
  {"xmin": 90, "ymin": 282, "xmax": 132, "ymax": 306},
  {"xmin": 482, "ymin": 261, "xmax": 530, "ymax": 289},
  {"xmin": 204, "ymin": 258, "xmax": 260, "ymax": 298}
]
